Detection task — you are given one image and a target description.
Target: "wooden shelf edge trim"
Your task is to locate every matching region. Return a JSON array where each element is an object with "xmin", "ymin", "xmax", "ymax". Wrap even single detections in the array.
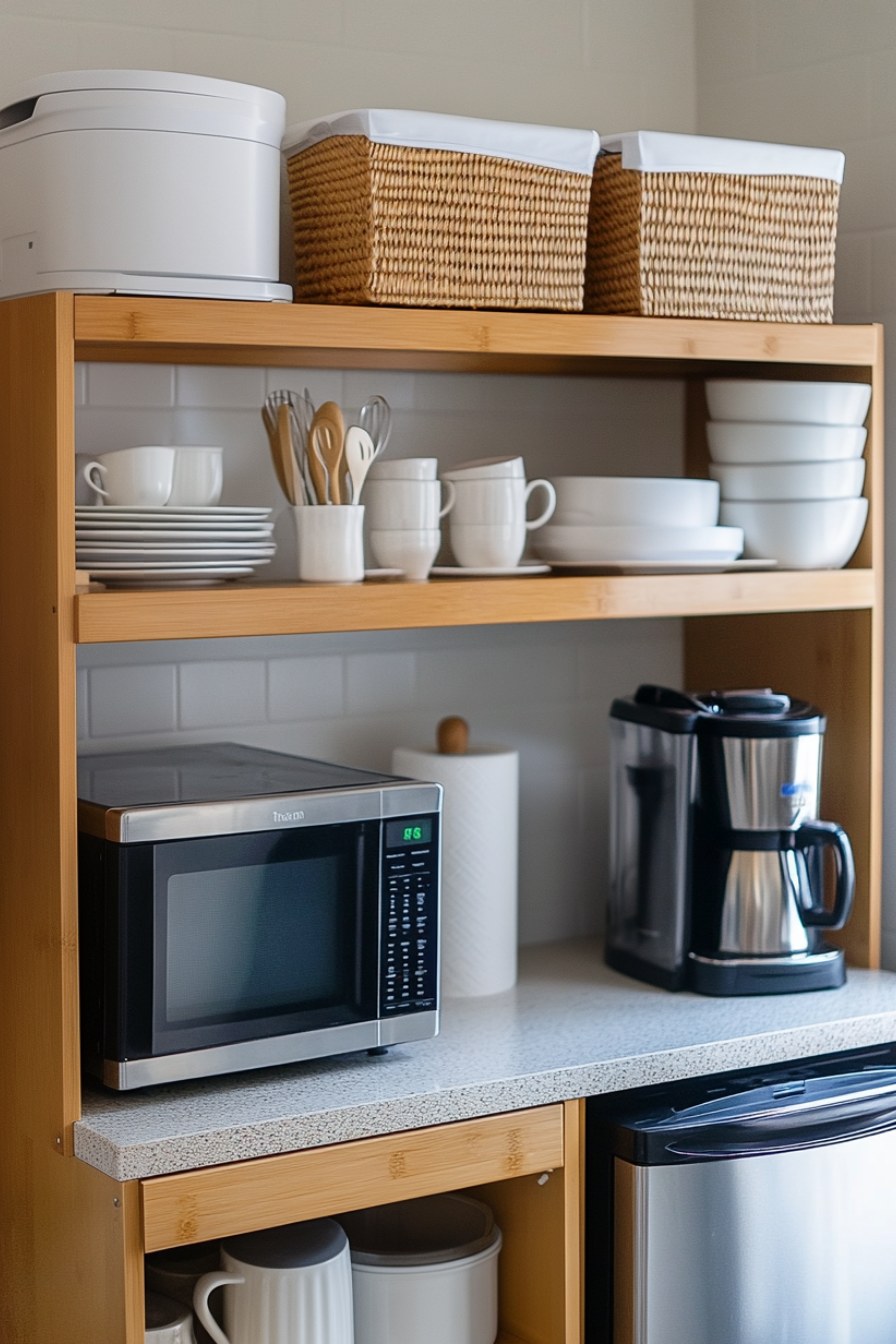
[
  {"xmin": 74, "ymin": 570, "xmax": 876, "ymax": 644},
  {"xmin": 140, "ymin": 1104, "xmax": 565, "ymax": 1253},
  {"xmin": 70, "ymin": 296, "xmax": 882, "ymax": 368}
]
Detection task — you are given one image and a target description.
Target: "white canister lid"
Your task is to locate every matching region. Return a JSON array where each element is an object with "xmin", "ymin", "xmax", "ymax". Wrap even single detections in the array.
[
  {"xmin": 342, "ymin": 1195, "xmax": 500, "ymax": 1267},
  {"xmin": 0, "ymin": 69, "xmax": 285, "ymax": 146},
  {"xmin": 223, "ymin": 1217, "xmax": 348, "ymax": 1269}
]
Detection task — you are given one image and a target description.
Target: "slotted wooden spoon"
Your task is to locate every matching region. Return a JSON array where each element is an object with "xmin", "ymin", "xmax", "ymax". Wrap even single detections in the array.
[{"xmin": 309, "ymin": 402, "xmax": 346, "ymax": 504}]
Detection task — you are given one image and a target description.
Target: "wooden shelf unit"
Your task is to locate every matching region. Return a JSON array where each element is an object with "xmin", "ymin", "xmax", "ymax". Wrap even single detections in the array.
[{"xmin": 0, "ymin": 292, "xmax": 883, "ymax": 1343}]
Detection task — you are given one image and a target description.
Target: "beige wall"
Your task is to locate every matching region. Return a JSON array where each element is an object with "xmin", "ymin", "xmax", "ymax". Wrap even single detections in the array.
[
  {"xmin": 0, "ymin": 0, "xmax": 695, "ymax": 132},
  {"xmin": 694, "ymin": 1, "xmax": 896, "ymax": 963}
]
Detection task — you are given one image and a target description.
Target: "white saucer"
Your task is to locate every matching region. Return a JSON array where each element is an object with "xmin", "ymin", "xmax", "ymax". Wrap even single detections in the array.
[
  {"xmin": 430, "ymin": 563, "xmax": 551, "ymax": 578},
  {"xmin": 545, "ymin": 558, "xmax": 777, "ymax": 575},
  {"xmin": 77, "ymin": 545, "xmax": 276, "ymax": 562},
  {"xmin": 76, "ymin": 505, "xmax": 272, "ymax": 518},
  {"xmin": 76, "ymin": 526, "xmax": 274, "ymax": 542}
]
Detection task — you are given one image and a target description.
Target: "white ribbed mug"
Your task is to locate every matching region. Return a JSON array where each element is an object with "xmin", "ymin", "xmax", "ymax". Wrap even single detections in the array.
[{"xmin": 193, "ymin": 1219, "xmax": 354, "ymax": 1344}]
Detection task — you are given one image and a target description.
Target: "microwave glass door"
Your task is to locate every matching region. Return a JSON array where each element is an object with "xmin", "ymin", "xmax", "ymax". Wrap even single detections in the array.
[{"xmin": 144, "ymin": 821, "xmax": 380, "ymax": 1055}]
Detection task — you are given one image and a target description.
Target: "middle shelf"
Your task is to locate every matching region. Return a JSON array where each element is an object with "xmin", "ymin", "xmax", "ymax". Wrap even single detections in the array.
[{"xmin": 74, "ymin": 568, "xmax": 876, "ymax": 643}]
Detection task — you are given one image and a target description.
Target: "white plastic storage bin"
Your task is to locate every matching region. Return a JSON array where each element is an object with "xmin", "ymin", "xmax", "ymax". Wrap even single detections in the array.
[{"xmin": 0, "ymin": 69, "xmax": 291, "ymax": 301}]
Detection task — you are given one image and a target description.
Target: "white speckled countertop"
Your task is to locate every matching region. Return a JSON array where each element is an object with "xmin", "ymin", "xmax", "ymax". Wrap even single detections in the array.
[{"xmin": 75, "ymin": 939, "xmax": 896, "ymax": 1182}]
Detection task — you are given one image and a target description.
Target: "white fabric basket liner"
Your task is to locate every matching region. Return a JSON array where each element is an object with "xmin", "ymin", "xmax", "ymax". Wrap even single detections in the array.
[
  {"xmin": 283, "ymin": 108, "xmax": 600, "ymax": 175},
  {"xmin": 600, "ymin": 130, "xmax": 844, "ymax": 183}
]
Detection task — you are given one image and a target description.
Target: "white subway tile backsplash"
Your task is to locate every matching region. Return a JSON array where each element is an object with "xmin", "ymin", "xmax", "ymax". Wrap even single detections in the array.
[
  {"xmin": 89, "ymin": 664, "xmax": 178, "ymax": 737},
  {"xmin": 176, "ymin": 366, "xmax": 267, "ymax": 410},
  {"xmin": 268, "ymin": 655, "xmax": 345, "ymax": 722},
  {"xmin": 87, "ymin": 363, "xmax": 175, "ymax": 409},
  {"xmin": 345, "ymin": 651, "xmax": 417, "ymax": 715},
  {"xmin": 178, "ymin": 660, "xmax": 267, "ymax": 729},
  {"xmin": 265, "ymin": 368, "xmax": 346, "ymax": 408}
]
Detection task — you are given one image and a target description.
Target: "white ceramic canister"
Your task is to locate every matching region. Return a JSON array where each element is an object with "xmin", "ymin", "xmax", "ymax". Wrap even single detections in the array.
[
  {"xmin": 193, "ymin": 1218, "xmax": 354, "ymax": 1344},
  {"xmin": 341, "ymin": 1194, "xmax": 502, "ymax": 1344},
  {"xmin": 393, "ymin": 715, "xmax": 518, "ymax": 997},
  {"xmin": 0, "ymin": 69, "xmax": 291, "ymax": 301}
]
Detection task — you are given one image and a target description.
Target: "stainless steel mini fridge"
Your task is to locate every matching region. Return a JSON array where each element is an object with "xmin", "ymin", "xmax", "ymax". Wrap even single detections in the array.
[{"xmin": 585, "ymin": 1049, "xmax": 896, "ymax": 1343}]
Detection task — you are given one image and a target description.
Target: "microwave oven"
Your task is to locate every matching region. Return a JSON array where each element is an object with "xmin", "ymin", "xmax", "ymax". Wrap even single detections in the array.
[{"xmin": 77, "ymin": 742, "xmax": 442, "ymax": 1090}]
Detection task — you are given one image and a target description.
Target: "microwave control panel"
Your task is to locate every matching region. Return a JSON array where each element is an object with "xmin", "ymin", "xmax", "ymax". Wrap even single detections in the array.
[{"xmin": 379, "ymin": 814, "xmax": 439, "ymax": 1015}]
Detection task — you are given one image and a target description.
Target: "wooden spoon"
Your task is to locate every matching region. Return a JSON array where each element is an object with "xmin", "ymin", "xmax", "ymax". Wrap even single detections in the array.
[{"xmin": 309, "ymin": 403, "xmax": 346, "ymax": 504}]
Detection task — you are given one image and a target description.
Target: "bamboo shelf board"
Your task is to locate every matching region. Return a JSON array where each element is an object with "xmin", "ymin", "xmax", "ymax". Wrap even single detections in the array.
[
  {"xmin": 74, "ymin": 569, "xmax": 875, "ymax": 645},
  {"xmin": 72, "ymin": 297, "xmax": 882, "ymax": 374}
]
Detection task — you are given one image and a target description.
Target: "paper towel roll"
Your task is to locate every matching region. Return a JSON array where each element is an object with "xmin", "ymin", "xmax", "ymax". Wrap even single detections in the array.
[{"xmin": 392, "ymin": 739, "xmax": 518, "ymax": 998}]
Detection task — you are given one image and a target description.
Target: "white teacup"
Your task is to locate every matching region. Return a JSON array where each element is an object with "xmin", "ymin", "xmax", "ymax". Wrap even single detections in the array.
[
  {"xmin": 82, "ymin": 446, "xmax": 175, "ymax": 507},
  {"xmin": 364, "ymin": 478, "xmax": 455, "ymax": 530},
  {"xmin": 443, "ymin": 455, "xmax": 525, "ymax": 481},
  {"xmin": 168, "ymin": 447, "xmax": 224, "ymax": 507},
  {"xmin": 450, "ymin": 477, "xmax": 555, "ymax": 528},
  {"xmin": 448, "ymin": 476, "xmax": 556, "ymax": 567},
  {"xmin": 369, "ymin": 527, "xmax": 441, "ymax": 581},
  {"xmin": 294, "ymin": 504, "xmax": 365, "ymax": 583},
  {"xmin": 145, "ymin": 1290, "xmax": 196, "ymax": 1344},
  {"xmin": 193, "ymin": 1219, "xmax": 354, "ymax": 1344},
  {"xmin": 367, "ymin": 456, "xmax": 439, "ymax": 481}
]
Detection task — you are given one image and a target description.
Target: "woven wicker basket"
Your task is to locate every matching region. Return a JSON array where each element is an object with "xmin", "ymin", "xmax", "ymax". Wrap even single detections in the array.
[
  {"xmin": 286, "ymin": 135, "xmax": 593, "ymax": 311},
  {"xmin": 585, "ymin": 153, "xmax": 840, "ymax": 322}
]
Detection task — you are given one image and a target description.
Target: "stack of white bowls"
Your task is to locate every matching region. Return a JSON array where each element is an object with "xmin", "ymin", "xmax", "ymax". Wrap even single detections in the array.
[
  {"xmin": 532, "ymin": 476, "xmax": 742, "ymax": 569},
  {"xmin": 706, "ymin": 380, "xmax": 870, "ymax": 569}
]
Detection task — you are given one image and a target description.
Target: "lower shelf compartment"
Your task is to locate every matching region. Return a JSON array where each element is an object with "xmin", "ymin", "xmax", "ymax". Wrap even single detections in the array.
[{"xmin": 140, "ymin": 1103, "xmax": 581, "ymax": 1344}]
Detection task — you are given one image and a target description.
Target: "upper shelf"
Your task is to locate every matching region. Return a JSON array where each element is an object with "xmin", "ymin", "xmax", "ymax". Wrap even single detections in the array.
[{"xmin": 72, "ymin": 297, "xmax": 883, "ymax": 375}]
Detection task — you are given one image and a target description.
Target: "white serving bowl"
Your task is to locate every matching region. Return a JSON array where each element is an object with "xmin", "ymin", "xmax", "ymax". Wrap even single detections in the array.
[
  {"xmin": 718, "ymin": 498, "xmax": 868, "ymax": 569},
  {"xmin": 710, "ymin": 458, "xmax": 866, "ymax": 502},
  {"xmin": 532, "ymin": 523, "xmax": 743, "ymax": 564},
  {"xmin": 707, "ymin": 420, "xmax": 867, "ymax": 465},
  {"xmin": 547, "ymin": 476, "xmax": 719, "ymax": 527},
  {"xmin": 705, "ymin": 379, "xmax": 871, "ymax": 426}
]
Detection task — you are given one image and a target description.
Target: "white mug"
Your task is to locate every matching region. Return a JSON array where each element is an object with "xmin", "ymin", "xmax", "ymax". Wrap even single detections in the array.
[
  {"xmin": 145, "ymin": 1290, "xmax": 196, "ymax": 1344},
  {"xmin": 367, "ymin": 457, "xmax": 439, "ymax": 481},
  {"xmin": 369, "ymin": 527, "xmax": 442, "ymax": 581},
  {"xmin": 193, "ymin": 1220, "xmax": 354, "ymax": 1344},
  {"xmin": 364, "ymin": 478, "xmax": 455, "ymax": 530},
  {"xmin": 168, "ymin": 447, "xmax": 224, "ymax": 507},
  {"xmin": 442, "ymin": 455, "xmax": 525, "ymax": 481},
  {"xmin": 82, "ymin": 446, "xmax": 176, "ymax": 507},
  {"xmin": 294, "ymin": 504, "xmax": 365, "ymax": 583},
  {"xmin": 449, "ymin": 477, "xmax": 556, "ymax": 568}
]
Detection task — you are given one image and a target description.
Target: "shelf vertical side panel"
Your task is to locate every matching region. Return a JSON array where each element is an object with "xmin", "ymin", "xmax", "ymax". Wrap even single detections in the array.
[
  {"xmin": 684, "ymin": 608, "xmax": 880, "ymax": 968},
  {"xmin": 0, "ymin": 292, "xmax": 80, "ymax": 1145}
]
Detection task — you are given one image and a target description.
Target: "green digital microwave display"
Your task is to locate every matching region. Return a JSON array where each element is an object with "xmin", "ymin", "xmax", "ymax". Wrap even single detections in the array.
[{"xmin": 386, "ymin": 817, "xmax": 433, "ymax": 847}]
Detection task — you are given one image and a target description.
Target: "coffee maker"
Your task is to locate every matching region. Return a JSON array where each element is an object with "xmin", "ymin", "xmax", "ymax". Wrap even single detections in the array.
[{"xmin": 606, "ymin": 684, "xmax": 854, "ymax": 995}]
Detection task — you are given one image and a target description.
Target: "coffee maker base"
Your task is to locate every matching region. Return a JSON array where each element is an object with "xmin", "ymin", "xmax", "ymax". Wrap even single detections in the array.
[{"xmin": 689, "ymin": 945, "xmax": 846, "ymax": 996}]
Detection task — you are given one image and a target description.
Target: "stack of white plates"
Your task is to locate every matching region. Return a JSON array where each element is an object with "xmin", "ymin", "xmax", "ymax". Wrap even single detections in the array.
[
  {"xmin": 706, "ymin": 380, "xmax": 870, "ymax": 569},
  {"xmin": 531, "ymin": 476, "xmax": 748, "ymax": 573},
  {"xmin": 75, "ymin": 505, "xmax": 276, "ymax": 586}
]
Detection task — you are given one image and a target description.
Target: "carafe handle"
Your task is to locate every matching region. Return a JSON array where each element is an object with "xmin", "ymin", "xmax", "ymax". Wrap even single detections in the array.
[
  {"xmin": 193, "ymin": 1271, "xmax": 243, "ymax": 1344},
  {"xmin": 796, "ymin": 820, "xmax": 855, "ymax": 930}
]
